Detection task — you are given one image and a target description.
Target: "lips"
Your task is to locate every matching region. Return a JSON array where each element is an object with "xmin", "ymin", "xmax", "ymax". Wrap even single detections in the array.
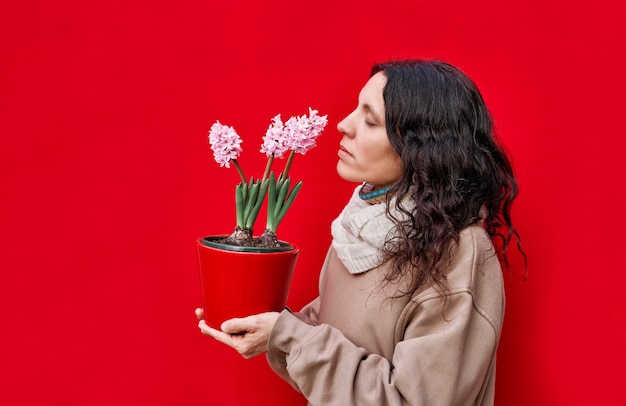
[{"xmin": 338, "ymin": 145, "xmax": 352, "ymax": 158}]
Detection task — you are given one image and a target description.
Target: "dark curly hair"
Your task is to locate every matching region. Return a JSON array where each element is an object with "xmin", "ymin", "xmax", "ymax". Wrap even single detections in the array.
[{"xmin": 372, "ymin": 60, "xmax": 526, "ymax": 296}]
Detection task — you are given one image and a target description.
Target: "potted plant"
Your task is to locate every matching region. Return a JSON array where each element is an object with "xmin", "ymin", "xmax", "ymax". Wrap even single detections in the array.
[{"xmin": 197, "ymin": 108, "xmax": 328, "ymax": 328}]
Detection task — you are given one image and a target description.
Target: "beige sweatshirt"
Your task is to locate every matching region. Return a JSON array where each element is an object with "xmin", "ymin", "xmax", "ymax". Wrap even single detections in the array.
[{"xmin": 266, "ymin": 224, "xmax": 505, "ymax": 405}]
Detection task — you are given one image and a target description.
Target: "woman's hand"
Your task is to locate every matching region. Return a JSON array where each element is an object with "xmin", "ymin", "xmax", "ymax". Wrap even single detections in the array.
[{"xmin": 195, "ymin": 308, "xmax": 279, "ymax": 359}]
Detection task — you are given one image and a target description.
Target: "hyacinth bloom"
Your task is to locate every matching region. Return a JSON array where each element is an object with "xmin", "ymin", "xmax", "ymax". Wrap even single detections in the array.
[
  {"xmin": 262, "ymin": 109, "xmax": 328, "ymax": 181},
  {"xmin": 208, "ymin": 121, "xmax": 243, "ymax": 169},
  {"xmin": 261, "ymin": 109, "xmax": 327, "ymax": 158},
  {"xmin": 208, "ymin": 108, "xmax": 328, "ymax": 247},
  {"xmin": 260, "ymin": 114, "xmax": 290, "ymax": 159},
  {"xmin": 283, "ymin": 108, "xmax": 327, "ymax": 155}
]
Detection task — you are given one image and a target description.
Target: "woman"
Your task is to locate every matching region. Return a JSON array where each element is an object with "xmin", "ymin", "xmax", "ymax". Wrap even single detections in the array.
[{"xmin": 196, "ymin": 60, "xmax": 525, "ymax": 405}]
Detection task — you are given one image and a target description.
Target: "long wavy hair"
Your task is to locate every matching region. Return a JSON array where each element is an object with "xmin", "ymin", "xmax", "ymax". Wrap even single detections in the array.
[{"xmin": 372, "ymin": 60, "xmax": 526, "ymax": 296}]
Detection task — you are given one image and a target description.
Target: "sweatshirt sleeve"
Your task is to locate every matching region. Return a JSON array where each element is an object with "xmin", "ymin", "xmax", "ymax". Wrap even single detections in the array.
[
  {"xmin": 266, "ymin": 289, "xmax": 499, "ymax": 406},
  {"xmin": 293, "ymin": 296, "xmax": 321, "ymax": 325}
]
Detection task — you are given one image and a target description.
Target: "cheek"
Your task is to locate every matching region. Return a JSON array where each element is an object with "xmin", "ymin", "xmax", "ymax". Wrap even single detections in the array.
[
  {"xmin": 377, "ymin": 142, "xmax": 401, "ymax": 168},
  {"xmin": 370, "ymin": 143, "xmax": 402, "ymax": 183},
  {"xmin": 383, "ymin": 152, "xmax": 403, "ymax": 178}
]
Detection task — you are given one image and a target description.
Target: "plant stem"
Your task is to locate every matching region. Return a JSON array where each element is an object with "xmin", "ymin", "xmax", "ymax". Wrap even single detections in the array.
[
  {"xmin": 261, "ymin": 156, "xmax": 274, "ymax": 182},
  {"xmin": 232, "ymin": 159, "xmax": 247, "ymax": 184},
  {"xmin": 282, "ymin": 151, "xmax": 296, "ymax": 179}
]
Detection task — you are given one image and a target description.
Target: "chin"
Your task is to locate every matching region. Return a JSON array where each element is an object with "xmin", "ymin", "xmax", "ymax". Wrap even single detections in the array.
[
  {"xmin": 336, "ymin": 162, "xmax": 355, "ymax": 182},
  {"xmin": 336, "ymin": 169, "xmax": 364, "ymax": 184}
]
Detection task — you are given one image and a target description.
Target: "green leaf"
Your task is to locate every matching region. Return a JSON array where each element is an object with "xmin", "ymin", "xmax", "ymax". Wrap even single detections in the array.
[
  {"xmin": 274, "ymin": 177, "xmax": 291, "ymax": 218},
  {"xmin": 266, "ymin": 173, "xmax": 277, "ymax": 230},
  {"xmin": 247, "ymin": 179, "xmax": 269, "ymax": 229},
  {"xmin": 243, "ymin": 182, "xmax": 260, "ymax": 224},
  {"xmin": 274, "ymin": 181, "xmax": 302, "ymax": 229},
  {"xmin": 242, "ymin": 182, "xmax": 247, "ymax": 203},
  {"xmin": 235, "ymin": 184, "xmax": 245, "ymax": 227}
]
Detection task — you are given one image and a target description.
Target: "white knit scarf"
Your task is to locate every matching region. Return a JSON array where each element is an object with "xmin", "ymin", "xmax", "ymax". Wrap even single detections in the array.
[
  {"xmin": 331, "ymin": 186, "xmax": 488, "ymax": 274},
  {"xmin": 331, "ymin": 186, "xmax": 398, "ymax": 274}
]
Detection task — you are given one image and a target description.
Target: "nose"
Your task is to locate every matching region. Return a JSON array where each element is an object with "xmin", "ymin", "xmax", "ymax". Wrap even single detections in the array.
[{"xmin": 337, "ymin": 111, "xmax": 354, "ymax": 137}]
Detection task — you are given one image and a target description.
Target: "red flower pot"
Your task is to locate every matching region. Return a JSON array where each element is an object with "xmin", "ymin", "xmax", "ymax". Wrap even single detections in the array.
[{"xmin": 196, "ymin": 236, "xmax": 299, "ymax": 328}]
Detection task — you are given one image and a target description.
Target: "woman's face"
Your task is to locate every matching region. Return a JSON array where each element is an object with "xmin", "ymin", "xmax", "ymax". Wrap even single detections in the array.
[{"xmin": 336, "ymin": 72, "xmax": 402, "ymax": 188}]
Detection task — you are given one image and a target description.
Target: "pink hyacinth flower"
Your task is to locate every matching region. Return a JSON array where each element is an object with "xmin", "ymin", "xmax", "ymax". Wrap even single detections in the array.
[
  {"xmin": 208, "ymin": 121, "xmax": 243, "ymax": 168},
  {"xmin": 260, "ymin": 114, "xmax": 291, "ymax": 159},
  {"xmin": 284, "ymin": 108, "xmax": 328, "ymax": 155}
]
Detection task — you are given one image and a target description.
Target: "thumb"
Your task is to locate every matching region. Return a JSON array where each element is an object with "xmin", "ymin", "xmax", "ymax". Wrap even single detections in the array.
[{"xmin": 220, "ymin": 317, "xmax": 250, "ymax": 334}]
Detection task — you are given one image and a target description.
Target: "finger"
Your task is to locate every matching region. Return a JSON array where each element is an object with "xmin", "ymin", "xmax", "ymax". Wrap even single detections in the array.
[
  {"xmin": 198, "ymin": 320, "xmax": 235, "ymax": 347},
  {"xmin": 195, "ymin": 308, "xmax": 204, "ymax": 320}
]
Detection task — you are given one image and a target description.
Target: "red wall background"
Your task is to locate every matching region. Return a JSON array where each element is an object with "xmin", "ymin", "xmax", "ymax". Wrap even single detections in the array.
[{"xmin": 1, "ymin": 0, "xmax": 624, "ymax": 404}]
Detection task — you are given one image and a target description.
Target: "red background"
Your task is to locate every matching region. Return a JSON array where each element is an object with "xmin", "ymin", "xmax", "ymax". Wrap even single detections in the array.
[{"xmin": 1, "ymin": 0, "xmax": 624, "ymax": 404}]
